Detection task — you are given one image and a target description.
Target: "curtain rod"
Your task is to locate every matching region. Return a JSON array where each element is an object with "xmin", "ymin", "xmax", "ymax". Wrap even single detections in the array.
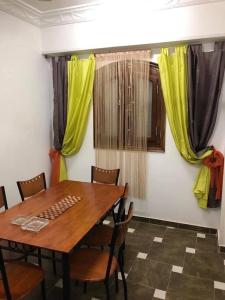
[{"xmin": 43, "ymin": 36, "xmax": 225, "ymax": 58}]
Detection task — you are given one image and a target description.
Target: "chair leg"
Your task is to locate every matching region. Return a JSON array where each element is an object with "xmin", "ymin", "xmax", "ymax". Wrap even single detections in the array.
[
  {"xmin": 41, "ymin": 280, "xmax": 46, "ymax": 300},
  {"xmin": 52, "ymin": 251, "xmax": 57, "ymax": 275},
  {"xmin": 112, "ymin": 210, "xmax": 116, "ymax": 223},
  {"xmin": 83, "ymin": 282, "xmax": 87, "ymax": 294},
  {"xmin": 118, "ymin": 255, "xmax": 128, "ymax": 300},
  {"xmin": 115, "ymin": 269, "xmax": 119, "ymax": 293},
  {"xmin": 121, "ymin": 242, "xmax": 125, "ymax": 267},
  {"xmin": 104, "ymin": 279, "xmax": 111, "ymax": 300},
  {"xmin": 38, "ymin": 248, "xmax": 42, "ymax": 267}
]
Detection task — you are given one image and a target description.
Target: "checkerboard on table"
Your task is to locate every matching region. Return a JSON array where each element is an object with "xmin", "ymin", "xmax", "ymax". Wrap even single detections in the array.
[{"xmin": 38, "ymin": 195, "xmax": 81, "ymax": 220}]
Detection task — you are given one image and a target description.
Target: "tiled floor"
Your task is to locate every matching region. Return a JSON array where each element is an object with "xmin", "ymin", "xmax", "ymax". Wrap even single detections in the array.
[{"xmin": 25, "ymin": 219, "xmax": 225, "ymax": 300}]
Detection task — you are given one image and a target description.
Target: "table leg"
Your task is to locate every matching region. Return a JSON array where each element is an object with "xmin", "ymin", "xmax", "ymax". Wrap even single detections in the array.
[{"xmin": 62, "ymin": 253, "xmax": 70, "ymax": 300}]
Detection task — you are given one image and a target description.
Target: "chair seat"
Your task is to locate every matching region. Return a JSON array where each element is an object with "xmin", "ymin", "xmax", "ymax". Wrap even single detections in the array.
[
  {"xmin": 83, "ymin": 224, "xmax": 113, "ymax": 247},
  {"xmin": 70, "ymin": 248, "xmax": 118, "ymax": 282},
  {"xmin": 0, "ymin": 262, "xmax": 44, "ymax": 300}
]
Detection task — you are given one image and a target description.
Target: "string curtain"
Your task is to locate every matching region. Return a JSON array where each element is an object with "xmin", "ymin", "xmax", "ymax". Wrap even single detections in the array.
[{"xmin": 94, "ymin": 50, "xmax": 150, "ymax": 198}]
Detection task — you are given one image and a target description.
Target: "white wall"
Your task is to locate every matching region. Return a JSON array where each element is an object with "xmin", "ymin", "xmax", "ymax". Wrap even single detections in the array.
[
  {"xmin": 41, "ymin": 1, "xmax": 225, "ymax": 229},
  {"xmin": 219, "ymin": 151, "xmax": 225, "ymax": 247},
  {"xmin": 0, "ymin": 11, "xmax": 51, "ymax": 207}
]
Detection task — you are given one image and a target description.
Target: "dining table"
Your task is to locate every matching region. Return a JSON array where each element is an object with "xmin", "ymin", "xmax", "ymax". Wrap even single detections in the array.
[{"xmin": 0, "ymin": 180, "xmax": 125, "ymax": 299}]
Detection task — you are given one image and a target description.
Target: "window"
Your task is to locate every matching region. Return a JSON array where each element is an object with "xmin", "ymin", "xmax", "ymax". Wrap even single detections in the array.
[{"xmin": 93, "ymin": 60, "xmax": 165, "ymax": 152}]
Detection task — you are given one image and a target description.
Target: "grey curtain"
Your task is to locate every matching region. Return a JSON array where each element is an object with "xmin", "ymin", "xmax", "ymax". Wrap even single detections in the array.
[
  {"xmin": 52, "ymin": 56, "xmax": 70, "ymax": 150},
  {"xmin": 187, "ymin": 42, "xmax": 225, "ymax": 153},
  {"xmin": 187, "ymin": 42, "xmax": 225, "ymax": 207}
]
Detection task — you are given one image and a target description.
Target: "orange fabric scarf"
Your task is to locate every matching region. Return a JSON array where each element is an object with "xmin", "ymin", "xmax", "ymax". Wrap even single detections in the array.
[
  {"xmin": 49, "ymin": 149, "xmax": 61, "ymax": 186},
  {"xmin": 203, "ymin": 149, "xmax": 224, "ymax": 201}
]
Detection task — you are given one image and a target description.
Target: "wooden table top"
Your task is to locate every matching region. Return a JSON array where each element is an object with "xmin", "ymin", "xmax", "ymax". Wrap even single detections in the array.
[{"xmin": 0, "ymin": 180, "xmax": 124, "ymax": 253}]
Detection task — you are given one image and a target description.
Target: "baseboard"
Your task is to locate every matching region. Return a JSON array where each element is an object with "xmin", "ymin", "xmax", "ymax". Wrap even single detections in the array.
[
  {"xmin": 219, "ymin": 246, "xmax": 225, "ymax": 253},
  {"xmin": 133, "ymin": 215, "xmax": 217, "ymax": 234}
]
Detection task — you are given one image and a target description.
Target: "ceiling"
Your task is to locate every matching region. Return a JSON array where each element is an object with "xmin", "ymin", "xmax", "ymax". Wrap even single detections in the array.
[
  {"xmin": 1, "ymin": 0, "xmax": 225, "ymax": 27},
  {"xmin": 20, "ymin": 0, "xmax": 97, "ymax": 11}
]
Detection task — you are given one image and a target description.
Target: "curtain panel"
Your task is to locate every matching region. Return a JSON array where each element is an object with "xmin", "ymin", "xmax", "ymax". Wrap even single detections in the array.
[
  {"xmin": 158, "ymin": 44, "xmax": 225, "ymax": 208},
  {"xmin": 52, "ymin": 56, "xmax": 71, "ymax": 150},
  {"xmin": 158, "ymin": 46, "xmax": 212, "ymax": 208},
  {"xmin": 94, "ymin": 50, "xmax": 150, "ymax": 198},
  {"xmin": 188, "ymin": 42, "xmax": 225, "ymax": 207},
  {"xmin": 50, "ymin": 56, "xmax": 70, "ymax": 186},
  {"xmin": 187, "ymin": 42, "xmax": 225, "ymax": 154},
  {"xmin": 50, "ymin": 55, "xmax": 95, "ymax": 185}
]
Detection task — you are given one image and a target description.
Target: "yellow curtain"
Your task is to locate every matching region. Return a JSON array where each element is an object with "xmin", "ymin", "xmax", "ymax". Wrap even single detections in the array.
[
  {"xmin": 59, "ymin": 54, "xmax": 96, "ymax": 180},
  {"xmin": 158, "ymin": 46, "xmax": 212, "ymax": 208}
]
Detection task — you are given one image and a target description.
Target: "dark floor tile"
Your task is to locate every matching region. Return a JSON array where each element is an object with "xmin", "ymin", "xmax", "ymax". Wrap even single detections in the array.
[
  {"xmin": 123, "ymin": 245, "xmax": 138, "ymax": 273},
  {"xmin": 167, "ymin": 272, "xmax": 214, "ymax": 300},
  {"xmin": 119, "ymin": 282, "xmax": 154, "ymax": 300},
  {"xmin": 215, "ymin": 289, "xmax": 225, "ymax": 300},
  {"xmin": 164, "ymin": 228, "xmax": 197, "ymax": 248},
  {"xmin": 126, "ymin": 233, "xmax": 152, "ymax": 252},
  {"xmin": 196, "ymin": 236, "xmax": 218, "ymax": 253},
  {"xmin": 127, "ymin": 258, "xmax": 171, "ymax": 290},
  {"xmin": 83, "ymin": 281, "xmax": 155, "ymax": 300},
  {"xmin": 128, "ymin": 219, "xmax": 139, "ymax": 229},
  {"xmin": 135, "ymin": 222, "xmax": 166, "ymax": 238},
  {"xmin": 183, "ymin": 250, "xmax": 225, "ymax": 282},
  {"xmin": 149, "ymin": 242, "xmax": 186, "ymax": 266}
]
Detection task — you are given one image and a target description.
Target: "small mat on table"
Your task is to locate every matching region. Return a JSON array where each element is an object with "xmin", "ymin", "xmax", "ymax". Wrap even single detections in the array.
[{"xmin": 38, "ymin": 195, "xmax": 81, "ymax": 220}]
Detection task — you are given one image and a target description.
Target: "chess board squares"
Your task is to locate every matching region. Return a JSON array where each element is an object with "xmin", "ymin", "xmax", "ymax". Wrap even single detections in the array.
[{"xmin": 38, "ymin": 195, "xmax": 81, "ymax": 220}]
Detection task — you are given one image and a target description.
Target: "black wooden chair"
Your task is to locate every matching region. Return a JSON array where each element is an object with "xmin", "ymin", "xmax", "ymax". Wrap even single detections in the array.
[
  {"xmin": 0, "ymin": 186, "xmax": 8, "ymax": 210},
  {"xmin": 17, "ymin": 173, "xmax": 56, "ymax": 274},
  {"xmin": 91, "ymin": 166, "xmax": 120, "ymax": 185},
  {"xmin": 83, "ymin": 183, "xmax": 129, "ymax": 248},
  {"xmin": 17, "ymin": 173, "xmax": 46, "ymax": 201},
  {"xmin": 0, "ymin": 247, "xmax": 46, "ymax": 300},
  {"xmin": 70, "ymin": 200, "xmax": 133, "ymax": 300}
]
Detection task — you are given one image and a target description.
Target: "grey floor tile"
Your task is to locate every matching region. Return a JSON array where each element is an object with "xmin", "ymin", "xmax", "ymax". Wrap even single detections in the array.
[
  {"xmin": 126, "ymin": 232, "xmax": 152, "ymax": 252},
  {"xmin": 167, "ymin": 272, "xmax": 214, "ymax": 300},
  {"xmin": 123, "ymin": 245, "xmax": 138, "ymax": 273},
  {"xmin": 127, "ymin": 258, "xmax": 172, "ymax": 290},
  {"xmin": 164, "ymin": 228, "xmax": 197, "ymax": 249},
  {"xmin": 135, "ymin": 222, "xmax": 166, "ymax": 237},
  {"xmin": 215, "ymin": 289, "xmax": 225, "ymax": 300},
  {"xmin": 183, "ymin": 250, "xmax": 225, "ymax": 282},
  {"xmin": 148, "ymin": 242, "xmax": 186, "ymax": 266},
  {"xmin": 196, "ymin": 236, "xmax": 218, "ymax": 253}
]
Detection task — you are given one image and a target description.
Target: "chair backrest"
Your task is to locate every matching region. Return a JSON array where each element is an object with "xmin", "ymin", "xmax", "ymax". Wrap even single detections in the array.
[
  {"xmin": 0, "ymin": 186, "xmax": 8, "ymax": 210},
  {"xmin": 91, "ymin": 166, "xmax": 120, "ymax": 185},
  {"xmin": 106, "ymin": 202, "xmax": 134, "ymax": 279},
  {"xmin": 0, "ymin": 248, "xmax": 12, "ymax": 300},
  {"xmin": 17, "ymin": 173, "xmax": 46, "ymax": 201}
]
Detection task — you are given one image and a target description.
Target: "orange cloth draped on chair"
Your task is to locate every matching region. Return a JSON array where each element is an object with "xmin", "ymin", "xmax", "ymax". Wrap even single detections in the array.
[{"xmin": 203, "ymin": 148, "xmax": 224, "ymax": 201}]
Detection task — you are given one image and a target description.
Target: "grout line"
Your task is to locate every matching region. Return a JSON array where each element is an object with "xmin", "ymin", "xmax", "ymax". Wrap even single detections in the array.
[{"xmin": 165, "ymin": 263, "xmax": 173, "ymax": 296}]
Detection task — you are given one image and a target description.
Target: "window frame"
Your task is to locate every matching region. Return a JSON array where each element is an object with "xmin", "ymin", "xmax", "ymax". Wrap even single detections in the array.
[{"xmin": 147, "ymin": 62, "xmax": 166, "ymax": 152}]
